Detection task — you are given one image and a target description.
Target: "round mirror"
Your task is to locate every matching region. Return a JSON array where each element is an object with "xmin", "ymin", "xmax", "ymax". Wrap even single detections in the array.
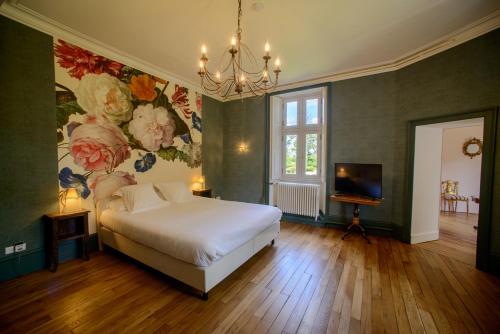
[{"xmin": 463, "ymin": 138, "xmax": 482, "ymax": 159}]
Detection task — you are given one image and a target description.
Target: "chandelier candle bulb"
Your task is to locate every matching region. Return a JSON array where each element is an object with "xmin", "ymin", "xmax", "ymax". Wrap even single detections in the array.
[
  {"xmin": 231, "ymin": 36, "xmax": 237, "ymax": 47},
  {"xmin": 201, "ymin": 45, "xmax": 207, "ymax": 55},
  {"xmin": 265, "ymin": 42, "xmax": 270, "ymax": 53}
]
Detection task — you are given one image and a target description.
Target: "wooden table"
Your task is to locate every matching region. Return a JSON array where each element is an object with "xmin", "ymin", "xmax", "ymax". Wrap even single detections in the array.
[
  {"xmin": 44, "ymin": 210, "xmax": 90, "ymax": 272},
  {"xmin": 193, "ymin": 188, "xmax": 212, "ymax": 198},
  {"xmin": 330, "ymin": 194, "xmax": 382, "ymax": 243}
]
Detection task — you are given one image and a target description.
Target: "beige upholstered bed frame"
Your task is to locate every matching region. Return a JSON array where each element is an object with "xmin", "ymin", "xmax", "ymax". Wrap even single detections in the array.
[{"xmin": 98, "ymin": 220, "xmax": 280, "ymax": 300}]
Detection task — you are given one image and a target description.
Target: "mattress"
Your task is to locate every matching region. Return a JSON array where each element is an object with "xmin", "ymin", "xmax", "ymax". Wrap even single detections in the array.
[{"xmin": 100, "ymin": 197, "xmax": 282, "ymax": 267}]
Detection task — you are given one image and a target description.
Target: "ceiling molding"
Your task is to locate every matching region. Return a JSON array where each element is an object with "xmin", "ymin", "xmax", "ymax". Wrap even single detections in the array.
[
  {"xmin": 225, "ymin": 9, "xmax": 500, "ymax": 100},
  {"xmin": 1, "ymin": 1, "xmax": 499, "ymax": 103},
  {"xmin": 0, "ymin": 0, "xmax": 218, "ymax": 99}
]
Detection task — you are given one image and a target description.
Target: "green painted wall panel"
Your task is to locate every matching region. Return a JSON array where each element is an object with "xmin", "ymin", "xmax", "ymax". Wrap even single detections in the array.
[
  {"xmin": 222, "ymin": 96, "xmax": 266, "ymax": 203},
  {"xmin": 329, "ymin": 28, "xmax": 500, "ymax": 258},
  {"xmin": 0, "ymin": 16, "xmax": 58, "ymax": 277},
  {"xmin": 201, "ymin": 95, "xmax": 224, "ymax": 197}
]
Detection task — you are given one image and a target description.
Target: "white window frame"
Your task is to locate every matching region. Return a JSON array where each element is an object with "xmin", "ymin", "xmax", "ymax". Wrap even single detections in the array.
[{"xmin": 281, "ymin": 93, "xmax": 323, "ymax": 182}]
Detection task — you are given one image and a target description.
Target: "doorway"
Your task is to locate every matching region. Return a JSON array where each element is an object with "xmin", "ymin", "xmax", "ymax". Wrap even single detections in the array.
[
  {"xmin": 411, "ymin": 118, "xmax": 483, "ymax": 265},
  {"xmin": 407, "ymin": 108, "xmax": 497, "ymax": 271}
]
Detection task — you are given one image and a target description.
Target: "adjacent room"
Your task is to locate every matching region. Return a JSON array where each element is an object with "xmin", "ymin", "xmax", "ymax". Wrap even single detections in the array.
[{"xmin": 1, "ymin": 0, "xmax": 500, "ymax": 333}]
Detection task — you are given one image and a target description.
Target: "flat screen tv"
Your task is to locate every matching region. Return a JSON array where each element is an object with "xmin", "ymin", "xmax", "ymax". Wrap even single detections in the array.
[{"xmin": 334, "ymin": 163, "xmax": 382, "ymax": 199}]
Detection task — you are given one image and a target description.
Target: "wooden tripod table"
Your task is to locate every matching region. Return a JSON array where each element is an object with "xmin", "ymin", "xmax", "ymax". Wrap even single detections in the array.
[{"xmin": 330, "ymin": 195, "xmax": 382, "ymax": 244}]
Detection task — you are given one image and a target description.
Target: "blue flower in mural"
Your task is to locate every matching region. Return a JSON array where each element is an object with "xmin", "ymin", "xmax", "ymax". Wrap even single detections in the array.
[
  {"xmin": 192, "ymin": 112, "xmax": 202, "ymax": 133},
  {"xmin": 58, "ymin": 167, "xmax": 90, "ymax": 199},
  {"xmin": 134, "ymin": 152, "xmax": 157, "ymax": 172},
  {"xmin": 180, "ymin": 133, "xmax": 192, "ymax": 144}
]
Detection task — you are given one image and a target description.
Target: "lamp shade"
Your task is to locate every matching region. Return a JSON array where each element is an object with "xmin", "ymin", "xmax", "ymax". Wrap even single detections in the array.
[{"xmin": 62, "ymin": 188, "xmax": 81, "ymax": 212}]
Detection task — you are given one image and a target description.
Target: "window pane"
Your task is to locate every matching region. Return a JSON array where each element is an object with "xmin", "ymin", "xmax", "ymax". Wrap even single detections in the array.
[
  {"xmin": 305, "ymin": 133, "xmax": 318, "ymax": 175},
  {"xmin": 286, "ymin": 101, "xmax": 297, "ymax": 126},
  {"xmin": 306, "ymin": 99, "xmax": 319, "ymax": 124},
  {"xmin": 285, "ymin": 135, "xmax": 297, "ymax": 174}
]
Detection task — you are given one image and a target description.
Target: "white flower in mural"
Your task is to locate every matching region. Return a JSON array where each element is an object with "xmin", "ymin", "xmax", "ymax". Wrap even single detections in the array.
[
  {"xmin": 75, "ymin": 73, "xmax": 133, "ymax": 123},
  {"xmin": 89, "ymin": 171, "xmax": 137, "ymax": 202},
  {"xmin": 179, "ymin": 142, "xmax": 202, "ymax": 167},
  {"xmin": 128, "ymin": 104, "xmax": 176, "ymax": 151}
]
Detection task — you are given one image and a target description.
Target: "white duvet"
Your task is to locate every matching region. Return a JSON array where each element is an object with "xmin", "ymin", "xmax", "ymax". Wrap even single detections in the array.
[{"xmin": 100, "ymin": 197, "xmax": 282, "ymax": 267}]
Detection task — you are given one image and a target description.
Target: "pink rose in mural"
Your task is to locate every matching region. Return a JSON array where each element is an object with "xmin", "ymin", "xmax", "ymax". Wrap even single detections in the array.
[
  {"xmin": 54, "ymin": 39, "xmax": 124, "ymax": 80},
  {"xmin": 75, "ymin": 73, "xmax": 133, "ymax": 124},
  {"xmin": 69, "ymin": 120, "xmax": 131, "ymax": 172},
  {"xmin": 172, "ymin": 84, "xmax": 192, "ymax": 118},
  {"xmin": 128, "ymin": 104, "xmax": 176, "ymax": 151},
  {"xmin": 89, "ymin": 171, "xmax": 137, "ymax": 202}
]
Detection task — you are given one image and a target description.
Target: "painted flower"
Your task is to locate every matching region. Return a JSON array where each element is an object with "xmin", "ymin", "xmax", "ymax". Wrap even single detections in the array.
[
  {"xmin": 180, "ymin": 133, "xmax": 191, "ymax": 144},
  {"xmin": 134, "ymin": 153, "xmax": 157, "ymax": 172},
  {"xmin": 172, "ymin": 84, "xmax": 192, "ymax": 118},
  {"xmin": 75, "ymin": 73, "xmax": 133, "ymax": 124},
  {"xmin": 196, "ymin": 92, "xmax": 202, "ymax": 112},
  {"xmin": 54, "ymin": 39, "xmax": 124, "ymax": 80},
  {"xmin": 58, "ymin": 167, "xmax": 90, "ymax": 199},
  {"xmin": 89, "ymin": 171, "xmax": 136, "ymax": 202},
  {"xmin": 69, "ymin": 120, "xmax": 131, "ymax": 172},
  {"xmin": 128, "ymin": 104, "xmax": 176, "ymax": 151},
  {"xmin": 179, "ymin": 142, "xmax": 202, "ymax": 168},
  {"xmin": 129, "ymin": 74, "xmax": 157, "ymax": 101},
  {"xmin": 192, "ymin": 111, "xmax": 202, "ymax": 132}
]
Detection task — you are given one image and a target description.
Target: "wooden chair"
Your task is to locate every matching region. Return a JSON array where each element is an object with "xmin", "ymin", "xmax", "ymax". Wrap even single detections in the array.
[{"xmin": 441, "ymin": 180, "xmax": 469, "ymax": 215}]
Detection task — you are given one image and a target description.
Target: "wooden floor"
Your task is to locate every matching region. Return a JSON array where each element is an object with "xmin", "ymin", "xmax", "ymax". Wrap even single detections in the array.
[
  {"xmin": 417, "ymin": 213, "xmax": 478, "ymax": 266},
  {"xmin": 1, "ymin": 222, "xmax": 499, "ymax": 334}
]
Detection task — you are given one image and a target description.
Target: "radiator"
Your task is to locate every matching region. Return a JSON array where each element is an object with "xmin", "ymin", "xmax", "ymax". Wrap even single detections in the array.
[{"xmin": 276, "ymin": 182, "xmax": 320, "ymax": 220}]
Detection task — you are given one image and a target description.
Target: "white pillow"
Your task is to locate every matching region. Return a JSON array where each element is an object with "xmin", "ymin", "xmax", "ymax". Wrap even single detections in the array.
[
  {"xmin": 155, "ymin": 181, "xmax": 194, "ymax": 203},
  {"xmin": 114, "ymin": 183, "xmax": 167, "ymax": 213},
  {"xmin": 108, "ymin": 197, "xmax": 126, "ymax": 212}
]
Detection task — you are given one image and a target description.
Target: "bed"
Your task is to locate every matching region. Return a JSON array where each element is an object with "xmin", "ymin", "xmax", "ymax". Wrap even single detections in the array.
[{"xmin": 97, "ymin": 196, "xmax": 281, "ymax": 299}]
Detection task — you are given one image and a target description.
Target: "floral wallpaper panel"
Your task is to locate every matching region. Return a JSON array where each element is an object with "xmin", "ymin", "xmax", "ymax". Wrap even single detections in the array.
[{"xmin": 55, "ymin": 39, "xmax": 202, "ymax": 229}]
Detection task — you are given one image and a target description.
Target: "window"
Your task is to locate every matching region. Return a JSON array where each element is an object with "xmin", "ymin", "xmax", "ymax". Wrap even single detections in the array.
[
  {"xmin": 281, "ymin": 94, "xmax": 322, "ymax": 179},
  {"xmin": 285, "ymin": 101, "xmax": 298, "ymax": 126}
]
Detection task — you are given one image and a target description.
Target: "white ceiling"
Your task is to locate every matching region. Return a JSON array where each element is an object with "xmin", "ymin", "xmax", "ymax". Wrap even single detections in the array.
[{"xmin": 16, "ymin": 0, "xmax": 500, "ymax": 87}]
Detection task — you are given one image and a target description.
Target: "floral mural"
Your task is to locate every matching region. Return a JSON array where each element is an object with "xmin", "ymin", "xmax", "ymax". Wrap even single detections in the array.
[{"xmin": 55, "ymin": 39, "xmax": 202, "ymax": 201}]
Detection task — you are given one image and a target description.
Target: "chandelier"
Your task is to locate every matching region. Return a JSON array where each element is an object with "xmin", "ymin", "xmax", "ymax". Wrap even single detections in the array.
[{"xmin": 197, "ymin": 0, "xmax": 282, "ymax": 99}]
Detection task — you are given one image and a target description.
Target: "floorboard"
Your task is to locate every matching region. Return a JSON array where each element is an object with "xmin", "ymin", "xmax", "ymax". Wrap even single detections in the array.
[{"xmin": 1, "ymin": 221, "xmax": 499, "ymax": 333}]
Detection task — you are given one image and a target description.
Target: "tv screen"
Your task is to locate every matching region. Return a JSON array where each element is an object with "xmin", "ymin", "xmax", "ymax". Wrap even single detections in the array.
[{"xmin": 334, "ymin": 163, "xmax": 382, "ymax": 199}]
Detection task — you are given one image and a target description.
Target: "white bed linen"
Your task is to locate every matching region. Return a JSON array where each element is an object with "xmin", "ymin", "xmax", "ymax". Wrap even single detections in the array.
[{"xmin": 100, "ymin": 197, "xmax": 282, "ymax": 266}]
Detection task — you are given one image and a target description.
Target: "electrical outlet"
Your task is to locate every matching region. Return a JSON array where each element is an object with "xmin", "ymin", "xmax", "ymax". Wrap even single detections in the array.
[
  {"xmin": 5, "ymin": 246, "xmax": 14, "ymax": 255},
  {"xmin": 14, "ymin": 242, "xmax": 26, "ymax": 253}
]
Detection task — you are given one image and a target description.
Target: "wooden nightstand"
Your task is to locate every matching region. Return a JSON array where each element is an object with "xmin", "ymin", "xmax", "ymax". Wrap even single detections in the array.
[
  {"xmin": 44, "ymin": 210, "xmax": 90, "ymax": 272},
  {"xmin": 192, "ymin": 189, "xmax": 212, "ymax": 198}
]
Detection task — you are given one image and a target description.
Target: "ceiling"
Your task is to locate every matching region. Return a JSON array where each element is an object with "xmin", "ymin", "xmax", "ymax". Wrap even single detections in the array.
[{"xmin": 14, "ymin": 0, "xmax": 500, "ymax": 87}]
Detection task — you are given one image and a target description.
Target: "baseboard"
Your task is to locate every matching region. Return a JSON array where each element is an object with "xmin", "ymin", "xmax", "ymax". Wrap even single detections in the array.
[
  {"xmin": 0, "ymin": 233, "xmax": 98, "ymax": 282},
  {"xmin": 410, "ymin": 231, "xmax": 439, "ymax": 244},
  {"xmin": 282, "ymin": 213, "xmax": 325, "ymax": 226}
]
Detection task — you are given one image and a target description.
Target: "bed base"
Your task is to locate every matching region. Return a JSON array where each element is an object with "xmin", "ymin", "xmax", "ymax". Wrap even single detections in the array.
[{"xmin": 98, "ymin": 222, "xmax": 280, "ymax": 300}]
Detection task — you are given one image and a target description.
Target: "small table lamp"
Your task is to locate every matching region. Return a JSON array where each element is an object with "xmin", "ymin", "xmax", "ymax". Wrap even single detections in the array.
[{"xmin": 60, "ymin": 188, "xmax": 81, "ymax": 213}]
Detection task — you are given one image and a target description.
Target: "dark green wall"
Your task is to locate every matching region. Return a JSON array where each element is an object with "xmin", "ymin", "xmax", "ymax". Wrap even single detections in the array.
[
  {"xmin": 330, "ymin": 29, "xmax": 500, "ymax": 259},
  {"xmin": 201, "ymin": 95, "xmax": 224, "ymax": 197},
  {"xmin": 222, "ymin": 96, "xmax": 267, "ymax": 203},
  {"xmin": 204, "ymin": 28, "xmax": 500, "ymax": 272},
  {"xmin": 0, "ymin": 16, "xmax": 59, "ymax": 280}
]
